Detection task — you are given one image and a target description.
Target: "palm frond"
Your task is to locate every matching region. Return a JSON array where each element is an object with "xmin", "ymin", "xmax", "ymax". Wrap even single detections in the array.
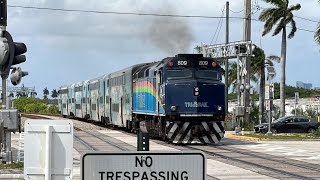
[
  {"xmin": 261, "ymin": 0, "xmax": 286, "ymax": 7},
  {"xmin": 314, "ymin": 23, "xmax": 320, "ymax": 45},
  {"xmin": 285, "ymin": 12, "xmax": 293, "ymax": 24},
  {"xmin": 288, "ymin": 19, "xmax": 297, "ymax": 39},
  {"xmin": 285, "ymin": 0, "xmax": 289, "ymax": 7},
  {"xmin": 258, "ymin": 8, "xmax": 278, "ymax": 22},
  {"xmin": 273, "ymin": 18, "xmax": 285, "ymax": 36},
  {"xmin": 288, "ymin": 4, "xmax": 301, "ymax": 12},
  {"xmin": 251, "ymin": 75, "xmax": 259, "ymax": 83},
  {"xmin": 262, "ymin": 17, "xmax": 276, "ymax": 36},
  {"xmin": 266, "ymin": 55, "xmax": 281, "ymax": 63}
]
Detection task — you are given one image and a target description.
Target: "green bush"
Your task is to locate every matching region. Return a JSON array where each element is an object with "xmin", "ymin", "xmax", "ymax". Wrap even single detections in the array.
[
  {"xmin": 47, "ymin": 105, "xmax": 60, "ymax": 114},
  {"xmin": 25, "ymin": 103, "xmax": 47, "ymax": 113},
  {"xmin": 14, "ymin": 97, "xmax": 48, "ymax": 113},
  {"xmin": 313, "ymin": 128, "xmax": 320, "ymax": 138},
  {"xmin": 13, "ymin": 97, "xmax": 59, "ymax": 114}
]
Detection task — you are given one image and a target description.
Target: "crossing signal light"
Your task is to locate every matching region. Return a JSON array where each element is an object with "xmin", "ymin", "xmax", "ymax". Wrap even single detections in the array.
[
  {"xmin": 235, "ymin": 44, "xmax": 256, "ymax": 55},
  {"xmin": 12, "ymin": 42, "xmax": 26, "ymax": 66},
  {"xmin": 10, "ymin": 67, "xmax": 28, "ymax": 85},
  {"xmin": 0, "ymin": 31, "xmax": 28, "ymax": 84},
  {"xmin": 235, "ymin": 45, "xmax": 247, "ymax": 54}
]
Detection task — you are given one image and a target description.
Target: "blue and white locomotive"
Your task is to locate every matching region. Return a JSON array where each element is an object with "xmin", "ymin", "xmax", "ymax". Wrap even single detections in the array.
[{"xmin": 59, "ymin": 54, "xmax": 225, "ymax": 144}]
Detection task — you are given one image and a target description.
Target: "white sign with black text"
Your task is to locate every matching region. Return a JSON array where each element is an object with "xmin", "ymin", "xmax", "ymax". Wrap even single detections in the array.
[{"xmin": 81, "ymin": 151, "xmax": 206, "ymax": 180}]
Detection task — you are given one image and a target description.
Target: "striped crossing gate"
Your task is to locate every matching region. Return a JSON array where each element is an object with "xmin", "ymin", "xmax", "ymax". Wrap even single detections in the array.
[{"xmin": 166, "ymin": 121, "xmax": 225, "ymax": 144}]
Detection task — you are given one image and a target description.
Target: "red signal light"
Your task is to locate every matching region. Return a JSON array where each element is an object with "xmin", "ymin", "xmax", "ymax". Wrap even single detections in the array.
[
  {"xmin": 212, "ymin": 62, "xmax": 217, "ymax": 67},
  {"xmin": 168, "ymin": 61, "xmax": 173, "ymax": 67}
]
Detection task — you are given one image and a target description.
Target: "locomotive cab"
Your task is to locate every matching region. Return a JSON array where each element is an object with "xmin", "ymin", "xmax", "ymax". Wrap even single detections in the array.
[{"xmin": 162, "ymin": 54, "xmax": 225, "ymax": 121}]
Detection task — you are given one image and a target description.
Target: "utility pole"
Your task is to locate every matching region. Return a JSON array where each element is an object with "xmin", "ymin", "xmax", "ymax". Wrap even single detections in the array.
[
  {"xmin": 225, "ymin": 1, "xmax": 229, "ymax": 115},
  {"xmin": 241, "ymin": 0, "xmax": 252, "ymax": 124}
]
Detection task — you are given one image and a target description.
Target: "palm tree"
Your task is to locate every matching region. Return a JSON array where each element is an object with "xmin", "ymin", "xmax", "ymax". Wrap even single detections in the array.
[
  {"xmin": 51, "ymin": 89, "xmax": 58, "ymax": 99},
  {"xmin": 227, "ymin": 62, "xmax": 238, "ymax": 92},
  {"xmin": 251, "ymin": 47, "xmax": 280, "ymax": 123},
  {"xmin": 43, "ymin": 87, "xmax": 49, "ymax": 100},
  {"xmin": 259, "ymin": 0, "xmax": 301, "ymax": 116},
  {"xmin": 315, "ymin": 1, "xmax": 320, "ymax": 45},
  {"xmin": 9, "ymin": 92, "xmax": 14, "ymax": 98}
]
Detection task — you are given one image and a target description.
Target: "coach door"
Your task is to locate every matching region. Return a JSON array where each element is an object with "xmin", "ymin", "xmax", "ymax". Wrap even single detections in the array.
[
  {"xmin": 109, "ymin": 98, "xmax": 112, "ymax": 123},
  {"xmin": 121, "ymin": 97, "xmax": 124, "ymax": 126}
]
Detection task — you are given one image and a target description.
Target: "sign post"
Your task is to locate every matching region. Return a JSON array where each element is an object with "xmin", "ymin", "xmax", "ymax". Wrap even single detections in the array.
[{"xmin": 81, "ymin": 151, "xmax": 206, "ymax": 180}]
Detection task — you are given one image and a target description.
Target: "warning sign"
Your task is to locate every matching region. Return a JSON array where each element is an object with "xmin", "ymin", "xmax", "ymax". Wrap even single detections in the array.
[
  {"xmin": 81, "ymin": 151, "xmax": 206, "ymax": 180},
  {"xmin": 266, "ymin": 100, "xmax": 270, "ymax": 111}
]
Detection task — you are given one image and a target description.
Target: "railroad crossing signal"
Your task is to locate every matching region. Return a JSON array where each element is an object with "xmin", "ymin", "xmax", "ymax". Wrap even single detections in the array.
[
  {"xmin": 0, "ymin": 31, "xmax": 28, "ymax": 84},
  {"xmin": 201, "ymin": 41, "xmax": 255, "ymax": 60}
]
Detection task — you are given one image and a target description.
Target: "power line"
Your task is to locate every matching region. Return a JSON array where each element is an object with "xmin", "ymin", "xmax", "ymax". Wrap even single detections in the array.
[
  {"xmin": 7, "ymin": 5, "xmax": 234, "ymax": 19},
  {"xmin": 230, "ymin": 9, "xmax": 243, "ymax": 14},
  {"xmin": 295, "ymin": 16, "xmax": 320, "ymax": 23},
  {"xmin": 256, "ymin": 5, "xmax": 320, "ymax": 24},
  {"xmin": 215, "ymin": 17, "xmax": 224, "ymax": 44},
  {"xmin": 7, "ymin": 4, "xmax": 316, "ymax": 33},
  {"xmin": 210, "ymin": 6, "xmax": 225, "ymax": 45},
  {"xmin": 250, "ymin": 18, "xmax": 315, "ymax": 33}
]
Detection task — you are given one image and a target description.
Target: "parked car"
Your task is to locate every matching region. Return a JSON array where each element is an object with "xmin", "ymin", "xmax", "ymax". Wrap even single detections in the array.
[{"xmin": 254, "ymin": 116, "xmax": 320, "ymax": 134}]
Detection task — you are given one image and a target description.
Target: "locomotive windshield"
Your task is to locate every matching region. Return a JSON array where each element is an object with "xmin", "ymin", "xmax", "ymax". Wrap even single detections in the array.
[
  {"xmin": 167, "ymin": 69, "xmax": 193, "ymax": 79},
  {"xmin": 195, "ymin": 70, "xmax": 221, "ymax": 80},
  {"xmin": 166, "ymin": 69, "xmax": 221, "ymax": 81}
]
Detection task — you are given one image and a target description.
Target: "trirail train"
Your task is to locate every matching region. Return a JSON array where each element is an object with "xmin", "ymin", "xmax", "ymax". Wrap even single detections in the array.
[{"xmin": 59, "ymin": 54, "xmax": 225, "ymax": 144}]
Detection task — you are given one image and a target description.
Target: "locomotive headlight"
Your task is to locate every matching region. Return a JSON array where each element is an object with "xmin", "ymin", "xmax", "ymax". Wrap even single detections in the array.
[
  {"xmin": 170, "ymin": 105, "xmax": 177, "ymax": 112},
  {"xmin": 217, "ymin": 106, "xmax": 222, "ymax": 111}
]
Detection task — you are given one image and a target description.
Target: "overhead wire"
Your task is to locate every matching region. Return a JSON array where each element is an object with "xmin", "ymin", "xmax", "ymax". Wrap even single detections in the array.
[
  {"xmin": 256, "ymin": 5, "xmax": 320, "ymax": 24},
  {"xmin": 210, "ymin": 5, "xmax": 225, "ymax": 45},
  {"xmin": 214, "ymin": 17, "xmax": 224, "ymax": 44},
  {"xmin": 7, "ymin": 4, "xmax": 315, "ymax": 33}
]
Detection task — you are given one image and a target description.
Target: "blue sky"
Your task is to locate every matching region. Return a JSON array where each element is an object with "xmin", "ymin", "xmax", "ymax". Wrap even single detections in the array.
[{"xmin": 5, "ymin": 0, "xmax": 320, "ymax": 97}]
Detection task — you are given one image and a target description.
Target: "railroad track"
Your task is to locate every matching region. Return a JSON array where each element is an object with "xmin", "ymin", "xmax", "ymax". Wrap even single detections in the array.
[
  {"xmin": 22, "ymin": 113, "xmax": 131, "ymax": 152},
  {"xmin": 74, "ymin": 128, "xmax": 130, "ymax": 152},
  {"xmin": 186, "ymin": 145, "xmax": 320, "ymax": 180},
  {"xmin": 21, "ymin": 113, "xmax": 54, "ymax": 119},
  {"xmin": 22, "ymin": 113, "xmax": 320, "ymax": 179}
]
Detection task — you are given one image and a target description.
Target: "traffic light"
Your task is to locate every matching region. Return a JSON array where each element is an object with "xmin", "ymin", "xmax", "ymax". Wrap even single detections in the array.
[{"xmin": 0, "ymin": 31, "xmax": 28, "ymax": 85}]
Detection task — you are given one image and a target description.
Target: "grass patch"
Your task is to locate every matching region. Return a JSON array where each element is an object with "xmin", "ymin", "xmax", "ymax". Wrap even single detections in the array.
[
  {"xmin": 0, "ymin": 162, "xmax": 23, "ymax": 169},
  {"xmin": 242, "ymin": 133, "xmax": 320, "ymax": 140}
]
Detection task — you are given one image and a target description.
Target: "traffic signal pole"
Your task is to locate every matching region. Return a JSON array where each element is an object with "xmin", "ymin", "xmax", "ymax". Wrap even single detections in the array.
[
  {"xmin": 0, "ymin": 0, "xmax": 27, "ymax": 164},
  {"xmin": 0, "ymin": 0, "xmax": 11, "ymax": 164},
  {"xmin": 0, "ymin": 0, "xmax": 7, "ymax": 110}
]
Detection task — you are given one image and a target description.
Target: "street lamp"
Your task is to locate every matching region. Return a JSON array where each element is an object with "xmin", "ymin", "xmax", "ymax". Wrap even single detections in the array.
[{"xmin": 266, "ymin": 65, "xmax": 275, "ymax": 136}]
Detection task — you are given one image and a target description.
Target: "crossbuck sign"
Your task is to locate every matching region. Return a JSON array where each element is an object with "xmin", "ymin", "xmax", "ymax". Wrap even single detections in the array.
[{"xmin": 81, "ymin": 151, "xmax": 206, "ymax": 180}]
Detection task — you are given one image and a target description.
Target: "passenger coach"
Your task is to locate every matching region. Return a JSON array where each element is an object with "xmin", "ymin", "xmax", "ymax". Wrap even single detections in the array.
[{"xmin": 59, "ymin": 54, "xmax": 225, "ymax": 144}]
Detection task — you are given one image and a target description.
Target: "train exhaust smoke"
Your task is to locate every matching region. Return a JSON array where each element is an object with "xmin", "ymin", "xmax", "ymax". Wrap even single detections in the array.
[{"xmin": 147, "ymin": 6, "xmax": 194, "ymax": 55}]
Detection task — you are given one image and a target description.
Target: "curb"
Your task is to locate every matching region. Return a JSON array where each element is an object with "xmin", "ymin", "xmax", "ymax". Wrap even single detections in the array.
[
  {"xmin": 0, "ymin": 174, "xmax": 23, "ymax": 179},
  {"xmin": 225, "ymin": 134, "xmax": 260, "ymax": 142}
]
